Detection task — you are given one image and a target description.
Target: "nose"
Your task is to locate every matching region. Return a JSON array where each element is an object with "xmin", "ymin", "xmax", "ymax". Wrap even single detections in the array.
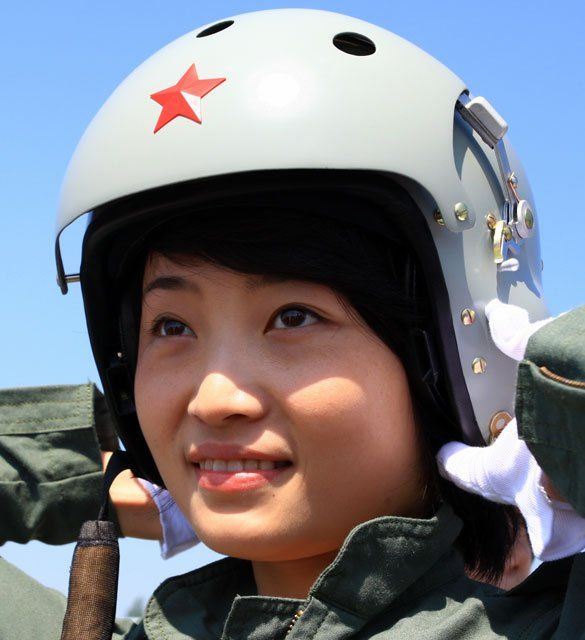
[{"xmin": 187, "ymin": 371, "xmax": 266, "ymax": 427}]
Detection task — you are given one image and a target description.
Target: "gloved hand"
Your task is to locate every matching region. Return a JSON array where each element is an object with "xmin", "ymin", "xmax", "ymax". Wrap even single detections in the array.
[
  {"xmin": 138, "ymin": 479, "xmax": 199, "ymax": 559},
  {"xmin": 437, "ymin": 300, "xmax": 585, "ymax": 561},
  {"xmin": 483, "ymin": 299, "xmax": 555, "ymax": 362}
]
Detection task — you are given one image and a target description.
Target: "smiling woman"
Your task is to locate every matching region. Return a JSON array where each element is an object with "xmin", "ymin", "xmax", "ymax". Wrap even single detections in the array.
[
  {"xmin": 135, "ymin": 225, "xmax": 424, "ymax": 598},
  {"xmin": 2, "ymin": 7, "xmax": 585, "ymax": 640},
  {"xmin": 112, "ymin": 204, "xmax": 517, "ymax": 598}
]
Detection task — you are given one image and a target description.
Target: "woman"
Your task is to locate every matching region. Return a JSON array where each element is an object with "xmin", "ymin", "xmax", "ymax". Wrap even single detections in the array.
[{"xmin": 1, "ymin": 8, "xmax": 584, "ymax": 639}]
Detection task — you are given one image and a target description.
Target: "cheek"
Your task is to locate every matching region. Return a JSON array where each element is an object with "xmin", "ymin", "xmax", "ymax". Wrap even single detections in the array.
[
  {"xmin": 286, "ymin": 376, "xmax": 369, "ymax": 437},
  {"xmin": 282, "ymin": 381, "xmax": 422, "ymax": 541},
  {"xmin": 134, "ymin": 354, "xmax": 185, "ymax": 463},
  {"xmin": 286, "ymin": 367, "xmax": 418, "ymax": 479}
]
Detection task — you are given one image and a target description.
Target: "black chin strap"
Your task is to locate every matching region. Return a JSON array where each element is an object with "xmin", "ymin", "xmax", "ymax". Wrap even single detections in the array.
[
  {"xmin": 60, "ymin": 450, "xmax": 131, "ymax": 640},
  {"xmin": 98, "ymin": 450, "xmax": 132, "ymax": 521}
]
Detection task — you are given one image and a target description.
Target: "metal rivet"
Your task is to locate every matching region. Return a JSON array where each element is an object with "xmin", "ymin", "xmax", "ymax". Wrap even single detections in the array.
[
  {"xmin": 485, "ymin": 213, "xmax": 498, "ymax": 231},
  {"xmin": 509, "ymin": 172, "xmax": 518, "ymax": 187},
  {"xmin": 472, "ymin": 357, "xmax": 487, "ymax": 374},
  {"xmin": 524, "ymin": 207, "xmax": 534, "ymax": 229},
  {"xmin": 454, "ymin": 202, "xmax": 469, "ymax": 221},
  {"xmin": 433, "ymin": 209, "xmax": 445, "ymax": 226},
  {"xmin": 503, "ymin": 225, "xmax": 513, "ymax": 241},
  {"xmin": 461, "ymin": 308, "xmax": 476, "ymax": 326},
  {"xmin": 489, "ymin": 411, "xmax": 512, "ymax": 442}
]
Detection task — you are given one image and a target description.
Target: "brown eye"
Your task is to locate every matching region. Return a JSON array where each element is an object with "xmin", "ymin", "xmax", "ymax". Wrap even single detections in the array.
[
  {"xmin": 273, "ymin": 307, "xmax": 319, "ymax": 330},
  {"xmin": 156, "ymin": 318, "xmax": 194, "ymax": 337}
]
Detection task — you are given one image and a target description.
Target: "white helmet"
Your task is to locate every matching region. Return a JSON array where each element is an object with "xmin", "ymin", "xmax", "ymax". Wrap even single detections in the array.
[{"xmin": 55, "ymin": 9, "xmax": 546, "ymax": 478}]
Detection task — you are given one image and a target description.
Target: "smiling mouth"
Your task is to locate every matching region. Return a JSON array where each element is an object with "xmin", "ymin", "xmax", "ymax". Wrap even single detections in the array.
[
  {"xmin": 194, "ymin": 459, "xmax": 292, "ymax": 492},
  {"xmin": 196, "ymin": 459, "xmax": 290, "ymax": 472}
]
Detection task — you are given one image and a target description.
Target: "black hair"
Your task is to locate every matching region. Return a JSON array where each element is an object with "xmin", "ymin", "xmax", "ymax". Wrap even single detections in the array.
[{"xmin": 125, "ymin": 201, "xmax": 519, "ymax": 583}]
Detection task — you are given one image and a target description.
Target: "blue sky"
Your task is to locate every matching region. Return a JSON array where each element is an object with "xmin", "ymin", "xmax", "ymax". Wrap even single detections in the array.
[{"xmin": 1, "ymin": 0, "xmax": 584, "ymax": 616}]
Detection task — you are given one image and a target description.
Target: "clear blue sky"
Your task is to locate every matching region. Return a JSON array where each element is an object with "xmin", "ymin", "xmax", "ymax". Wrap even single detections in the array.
[{"xmin": 1, "ymin": 0, "xmax": 583, "ymax": 616}]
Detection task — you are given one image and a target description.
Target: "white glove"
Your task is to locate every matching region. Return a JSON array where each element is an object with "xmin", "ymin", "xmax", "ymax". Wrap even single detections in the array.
[
  {"xmin": 437, "ymin": 300, "xmax": 585, "ymax": 561},
  {"xmin": 138, "ymin": 479, "xmax": 199, "ymax": 559},
  {"xmin": 484, "ymin": 299, "xmax": 555, "ymax": 362}
]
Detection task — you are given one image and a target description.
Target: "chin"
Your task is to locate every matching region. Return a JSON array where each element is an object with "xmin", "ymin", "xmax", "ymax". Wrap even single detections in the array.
[
  {"xmin": 193, "ymin": 516, "xmax": 341, "ymax": 563},
  {"xmin": 195, "ymin": 533, "xmax": 272, "ymax": 561},
  {"xmin": 205, "ymin": 537, "xmax": 281, "ymax": 561},
  {"xmin": 194, "ymin": 520, "xmax": 288, "ymax": 560}
]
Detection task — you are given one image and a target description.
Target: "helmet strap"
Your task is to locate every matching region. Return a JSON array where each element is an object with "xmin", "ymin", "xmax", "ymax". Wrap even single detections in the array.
[{"xmin": 60, "ymin": 451, "xmax": 130, "ymax": 640}]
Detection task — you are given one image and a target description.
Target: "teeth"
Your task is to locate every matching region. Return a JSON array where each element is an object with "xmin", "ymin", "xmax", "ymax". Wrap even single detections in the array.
[
  {"xmin": 212, "ymin": 460, "xmax": 227, "ymax": 472},
  {"xmin": 199, "ymin": 459, "xmax": 282, "ymax": 471},
  {"xmin": 226, "ymin": 460, "xmax": 244, "ymax": 472}
]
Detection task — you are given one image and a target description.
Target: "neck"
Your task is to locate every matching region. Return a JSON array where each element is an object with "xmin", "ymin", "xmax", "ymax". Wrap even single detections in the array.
[{"xmin": 252, "ymin": 550, "xmax": 338, "ymax": 599}]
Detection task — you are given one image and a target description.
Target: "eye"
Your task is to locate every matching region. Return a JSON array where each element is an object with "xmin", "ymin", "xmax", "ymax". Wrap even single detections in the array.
[
  {"xmin": 152, "ymin": 318, "xmax": 195, "ymax": 337},
  {"xmin": 272, "ymin": 307, "xmax": 320, "ymax": 330}
]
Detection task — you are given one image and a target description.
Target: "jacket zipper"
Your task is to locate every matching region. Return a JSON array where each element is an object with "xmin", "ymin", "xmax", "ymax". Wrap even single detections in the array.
[
  {"xmin": 540, "ymin": 366, "xmax": 585, "ymax": 389},
  {"xmin": 285, "ymin": 609, "xmax": 304, "ymax": 636}
]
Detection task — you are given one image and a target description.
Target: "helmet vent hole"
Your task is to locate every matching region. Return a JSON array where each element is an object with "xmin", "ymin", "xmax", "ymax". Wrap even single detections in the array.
[
  {"xmin": 196, "ymin": 20, "xmax": 234, "ymax": 38},
  {"xmin": 333, "ymin": 32, "xmax": 376, "ymax": 56}
]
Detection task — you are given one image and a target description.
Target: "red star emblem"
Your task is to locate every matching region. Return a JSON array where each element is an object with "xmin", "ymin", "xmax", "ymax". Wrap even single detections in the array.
[{"xmin": 150, "ymin": 63, "xmax": 226, "ymax": 133}]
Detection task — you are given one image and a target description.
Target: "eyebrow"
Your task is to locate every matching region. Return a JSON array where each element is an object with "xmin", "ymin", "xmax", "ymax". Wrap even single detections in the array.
[
  {"xmin": 143, "ymin": 275, "xmax": 200, "ymax": 296},
  {"xmin": 244, "ymin": 273, "xmax": 290, "ymax": 291},
  {"xmin": 143, "ymin": 273, "xmax": 290, "ymax": 296}
]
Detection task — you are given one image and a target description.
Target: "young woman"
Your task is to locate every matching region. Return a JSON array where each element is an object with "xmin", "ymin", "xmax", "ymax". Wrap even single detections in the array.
[{"xmin": 1, "ymin": 8, "xmax": 584, "ymax": 639}]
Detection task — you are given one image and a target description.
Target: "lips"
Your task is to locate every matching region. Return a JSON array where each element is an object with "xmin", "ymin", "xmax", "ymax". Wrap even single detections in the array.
[{"xmin": 189, "ymin": 444, "xmax": 293, "ymax": 492}]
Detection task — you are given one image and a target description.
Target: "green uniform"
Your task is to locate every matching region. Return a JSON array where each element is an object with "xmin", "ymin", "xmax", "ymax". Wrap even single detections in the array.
[{"xmin": 1, "ymin": 307, "xmax": 584, "ymax": 639}]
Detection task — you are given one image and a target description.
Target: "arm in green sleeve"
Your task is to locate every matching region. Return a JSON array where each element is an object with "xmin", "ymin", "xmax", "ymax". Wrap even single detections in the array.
[
  {"xmin": 0, "ymin": 385, "xmax": 142, "ymax": 638},
  {"xmin": 0, "ymin": 384, "xmax": 104, "ymax": 545},
  {"xmin": 516, "ymin": 305, "xmax": 585, "ymax": 516},
  {"xmin": 0, "ymin": 557, "xmax": 138, "ymax": 639}
]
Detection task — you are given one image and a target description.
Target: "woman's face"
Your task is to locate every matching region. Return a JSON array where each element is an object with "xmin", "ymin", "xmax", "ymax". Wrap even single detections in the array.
[{"xmin": 135, "ymin": 254, "xmax": 426, "ymax": 561}]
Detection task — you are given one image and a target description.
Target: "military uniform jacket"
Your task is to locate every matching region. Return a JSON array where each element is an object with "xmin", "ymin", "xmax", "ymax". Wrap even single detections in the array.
[{"xmin": 1, "ymin": 307, "xmax": 584, "ymax": 639}]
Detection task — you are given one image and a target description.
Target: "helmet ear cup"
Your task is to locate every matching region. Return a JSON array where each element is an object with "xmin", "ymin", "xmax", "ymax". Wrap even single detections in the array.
[
  {"xmin": 104, "ymin": 361, "xmax": 135, "ymax": 418},
  {"xmin": 118, "ymin": 288, "xmax": 140, "ymax": 380},
  {"xmin": 409, "ymin": 328, "xmax": 440, "ymax": 391},
  {"xmin": 406, "ymin": 326, "xmax": 458, "ymax": 444},
  {"xmin": 404, "ymin": 256, "xmax": 460, "ymax": 446},
  {"xmin": 102, "ymin": 356, "xmax": 162, "ymax": 483},
  {"xmin": 102, "ymin": 361, "xmax": 161, "ymax": 482},
  {"xmin": 101, "ymin": 278, "xmax": 165, "ymax": 484},
  {"xmin": 121, "ymin": 296, "xmax": 165, "ymax": 484}
]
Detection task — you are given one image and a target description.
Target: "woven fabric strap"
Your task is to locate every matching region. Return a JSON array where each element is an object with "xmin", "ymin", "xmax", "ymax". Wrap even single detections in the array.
[{"xmin": 60, "ymin": 451, "xmax": 130, "ymax": 640}]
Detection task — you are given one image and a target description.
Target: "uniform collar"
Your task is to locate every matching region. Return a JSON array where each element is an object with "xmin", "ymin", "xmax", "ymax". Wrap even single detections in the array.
[
  {"xmin": 309, "ymin": 502, "xmax": 463, "ymax": 618},
  {"xmin": 142, "ymin": 503, "xmax": 464, "ymax": 640}
]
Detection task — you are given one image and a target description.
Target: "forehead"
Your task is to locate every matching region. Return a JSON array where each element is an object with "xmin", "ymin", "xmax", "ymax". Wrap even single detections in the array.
[{"xmin": 142, "ymin": 253, "xmax": 296, "ymax": 295}]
